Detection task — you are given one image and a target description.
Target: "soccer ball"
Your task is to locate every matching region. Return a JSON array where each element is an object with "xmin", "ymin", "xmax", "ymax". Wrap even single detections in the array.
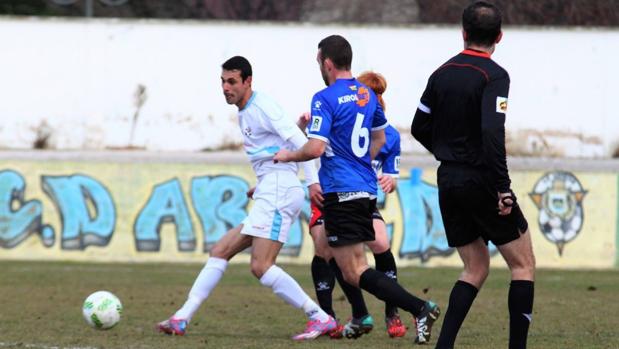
[{"xmin": 82, "ymin": 291, "xmax": 123, "ymax": 330}]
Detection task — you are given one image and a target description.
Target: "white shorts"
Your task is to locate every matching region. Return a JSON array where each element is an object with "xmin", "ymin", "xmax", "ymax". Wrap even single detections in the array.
[{"xmin": 241, "ymin": 171, "xmax": 304, "ymax": 244}]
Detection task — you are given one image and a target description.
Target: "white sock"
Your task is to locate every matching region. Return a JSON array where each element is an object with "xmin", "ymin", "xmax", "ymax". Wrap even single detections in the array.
[
  {"xmin": 174, "ymin": 257, "xmax": 228, "ymax": 322},
  {"xmin": 259, "ymin": 265, "xmax": 329, "ymax": 322}
]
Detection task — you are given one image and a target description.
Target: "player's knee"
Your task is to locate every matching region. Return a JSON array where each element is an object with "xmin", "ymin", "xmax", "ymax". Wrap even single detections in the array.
[
  {"xmin": 209, "ymin": 243, "xmax": 228, "ymax": 259},
  {"xmin": 462, "ymin": 261, "xmax": 489, "ymax": 287},
  {"xmin": 510, "ymin": 258, "xmax": 535, "ymax": 280},
  {"xmin": 250, "ymin": 260, "xmax": 272, "ymax": 279},
  {"xmin": 342, "ymin": 269, "xmax": 360, "ymax": 287}
]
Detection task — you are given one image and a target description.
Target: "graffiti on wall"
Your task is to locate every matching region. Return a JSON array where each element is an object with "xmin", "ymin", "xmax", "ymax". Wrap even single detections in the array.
[
  {"xmin": 529, "ymin": 171, "xmax": 587, "ymax": 256},
  {"xmin": 1, "ymin": 167, "xmax": 490, "ymax": 263}
]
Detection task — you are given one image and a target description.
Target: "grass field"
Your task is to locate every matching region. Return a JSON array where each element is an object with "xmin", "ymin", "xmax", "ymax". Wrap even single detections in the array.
[{"xmin": 0, "ymin": 260, "xmax": 617, "ymax": 349}]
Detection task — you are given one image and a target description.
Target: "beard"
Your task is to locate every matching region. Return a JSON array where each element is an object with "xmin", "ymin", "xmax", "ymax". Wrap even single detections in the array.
[{"xmin": 321, "ymin": 69, "xmax": 329, "ymax": 86}]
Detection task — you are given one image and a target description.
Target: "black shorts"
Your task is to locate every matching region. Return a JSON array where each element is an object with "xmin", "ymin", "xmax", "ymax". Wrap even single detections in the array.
[
  {"xmin": 322, "ymin": 192, "xmax": 376, "ymax": 247},
  {"xmin": 372, "ymin": 206, "xmax": 384, "ymax": 221},
  {"xmin": 438, "ymin": 183, "xmax": 528, "ymax": 248}
]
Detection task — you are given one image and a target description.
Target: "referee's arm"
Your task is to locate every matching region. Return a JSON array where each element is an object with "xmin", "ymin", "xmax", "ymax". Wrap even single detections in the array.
[
  {"xmin": 411, "ymin": 103, "xmax": 433, "ymax": 153},
  {"xmin": 481, "ymin": 74, "xmax": 511, "ymax": 193}
]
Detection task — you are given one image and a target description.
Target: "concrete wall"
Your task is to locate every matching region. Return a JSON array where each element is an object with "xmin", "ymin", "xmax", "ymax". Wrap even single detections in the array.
[
  {"xmin": 0, "ymin": 17, "xmax": 617, "ymax": 156},
  {"xmin": 1, "ymin": 152, "xmax": 617, "ymax": 268}
]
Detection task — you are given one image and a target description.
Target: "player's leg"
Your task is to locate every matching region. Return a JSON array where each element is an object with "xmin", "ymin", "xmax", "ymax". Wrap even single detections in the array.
[
  {"xmin": 246, "ymin": 172, "xmax": 335, "ymax": 340},
  {"xmin": 250, "ymin": 236, "xmax": 335, "ymax": 340},
  {"xmin": 367, "ymin": 216, "xmax": 405, "ymax": 338},
  {"xmin": 157, "ymin": 224, "xmax": 252, "ymax": 335},
  {"xmin": 497, "ymin": 227, "xmax": 535, "ymax": 349},
  {"xmin": 435, "ymin": 183, "xmax": 489, "ymax": 348},
  {"xmin": 366, "ymin": 214, "xmax": 405, "ymax": 337},
  {"xmin": 324, "ymin": 193, "xmax": 439, "ymax": 343},
  {"xmin": 309, "ymin": 209, "xmax": 336, "ymax": 319},
  {"xmin": 435, "ymin": 237, "xmax": 488, "ymax": 349}
]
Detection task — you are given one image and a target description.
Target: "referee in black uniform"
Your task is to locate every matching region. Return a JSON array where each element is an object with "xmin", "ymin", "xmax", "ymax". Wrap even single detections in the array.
[{"xmin": 411, "ymin": 2, "xmax": 535, "ymax": 349}]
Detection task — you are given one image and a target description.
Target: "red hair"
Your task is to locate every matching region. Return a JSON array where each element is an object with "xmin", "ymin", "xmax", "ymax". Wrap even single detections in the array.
[{"xmin": 357, "ymin": 71, "xmax": 387, "ymax": 111}]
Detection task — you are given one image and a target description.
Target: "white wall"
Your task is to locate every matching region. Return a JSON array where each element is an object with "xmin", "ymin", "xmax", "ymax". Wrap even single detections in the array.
[{"xmin": 0, "ymin": 17, "xmax": 617, "ymax": 156}]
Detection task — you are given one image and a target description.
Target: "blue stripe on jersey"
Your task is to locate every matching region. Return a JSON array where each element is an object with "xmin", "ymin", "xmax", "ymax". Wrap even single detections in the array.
[
  {"xmin": 246, "ymin": 146, "xmax": 281, "ymax": 155},
  {"xmin": 270, "ymin": 210, "xmax": 282, "ymax": 241}
]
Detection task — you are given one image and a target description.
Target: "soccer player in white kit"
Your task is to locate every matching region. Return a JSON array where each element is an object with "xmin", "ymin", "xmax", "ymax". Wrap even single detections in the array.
[{"xmin": 157, "ymin": 56, "xmax": 336, "ymax": 340}]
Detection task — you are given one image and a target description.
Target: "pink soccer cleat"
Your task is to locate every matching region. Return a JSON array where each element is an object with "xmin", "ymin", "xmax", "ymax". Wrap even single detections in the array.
[
  {"xmin": 157, "ymin": 317, "xmax": 188, "ymax": 336},
  {"xmin": 292, "ymin": 316, "xmax": 337, "ymax": 341}
]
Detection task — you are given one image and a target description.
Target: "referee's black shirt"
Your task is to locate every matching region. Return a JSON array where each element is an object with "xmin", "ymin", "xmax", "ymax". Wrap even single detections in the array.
[{"xmin": 411, "ymin": 49, "xmax": 511, "ymax": 193}]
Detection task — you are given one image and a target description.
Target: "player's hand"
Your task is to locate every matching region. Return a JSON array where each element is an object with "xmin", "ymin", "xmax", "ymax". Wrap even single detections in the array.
[
  {"xmin": 378, "ymin": 175, "xmax": 396, "ymax": 193},
  {"xmin": 296, "ymin": 112, "xmax": 311, "ymax": 130},
  {"xmin": 247, "ymin": 186, "xmax": 256, "ymax": 199},
  {"xmin": 308, "ymin": 183, "xmax": 324, "ymax": 208},
  {"xmin": 498, "ymin": 191, "xmax": 514, "ymax": 216},
  {"xmin": 273, "ymin": 149, "xmax": 293, "ymax": 163}
]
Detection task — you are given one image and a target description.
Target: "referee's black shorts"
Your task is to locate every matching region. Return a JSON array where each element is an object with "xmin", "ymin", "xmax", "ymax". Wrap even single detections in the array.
[
  {"xmin": 322, "ymin": 192, "xmax": 376, "ymax": 247},
  {"xmin": 438, "ymin": 165, "xmax": 528, "ymax": 248}
]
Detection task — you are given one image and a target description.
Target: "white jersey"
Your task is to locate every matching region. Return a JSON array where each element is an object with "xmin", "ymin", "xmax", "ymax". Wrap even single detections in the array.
[{"xmin": 238, "ymin": 92, "xmax": 299, "ymax": 179}]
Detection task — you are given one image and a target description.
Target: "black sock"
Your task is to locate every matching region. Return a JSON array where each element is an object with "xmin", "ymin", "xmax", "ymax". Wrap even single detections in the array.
[
  {"xmin": 436, "ymin": 280, "xmax": 479, "ymax": 349},
  {"xmin": 311, "ymin": 255, "xmax": 336, "ymax": 317},
  {"xmin": 328, "ymin": 258, "xmax": 369, "ymax": 319},
  {"xmin": 509, "ymin": 280, "xmax": 534, "ymax": 349},
  {"xmin": 358, "ymin": 268, "xmax": 426, "ymax": 317},
  {"xmin": 374, "ymin": 249, "xmax": 399, "ymax": 318}
]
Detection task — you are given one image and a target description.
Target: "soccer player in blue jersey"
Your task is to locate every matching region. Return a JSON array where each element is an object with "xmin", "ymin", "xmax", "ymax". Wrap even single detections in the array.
[
  {"xmin": 303, "ymin": 72, "xmax": 407, "ymax": 339},
  {"xmin": 274, "ymin": 35, "xmax": 441, "ymax": 345},
  {"xmin": 157, "ymin": 56, "xmax": 336, "ymax": 340}
]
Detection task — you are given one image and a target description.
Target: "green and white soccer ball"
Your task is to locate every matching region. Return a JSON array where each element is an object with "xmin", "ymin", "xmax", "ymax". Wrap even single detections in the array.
[{"xmin": 82, "ymin": 291, "xmax": 123, "ymax": 330}]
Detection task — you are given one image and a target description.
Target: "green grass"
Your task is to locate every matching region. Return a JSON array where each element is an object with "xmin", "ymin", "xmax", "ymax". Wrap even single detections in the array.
[{"xmin": 0, "ymin": 261, "xmax": 617, "ymax": 349}]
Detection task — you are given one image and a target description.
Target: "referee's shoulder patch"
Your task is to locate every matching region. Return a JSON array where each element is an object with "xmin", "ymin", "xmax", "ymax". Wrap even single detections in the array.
[{"xmin": 496, "ymin": 96, "xmax": 508, "ymax": 113}]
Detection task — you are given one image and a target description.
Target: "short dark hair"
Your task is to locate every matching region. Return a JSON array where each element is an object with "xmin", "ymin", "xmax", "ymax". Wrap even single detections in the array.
[
  {"xmin": 462, "ymin": 1, "xmax": 502, "ymax": 47},
  {"xmin": 221, "ymin": 56, "xmax": 252, "ymax": 81},
  {"xmin": 318, "ymin": 35, "xmax": 352, "ymax": 70}
]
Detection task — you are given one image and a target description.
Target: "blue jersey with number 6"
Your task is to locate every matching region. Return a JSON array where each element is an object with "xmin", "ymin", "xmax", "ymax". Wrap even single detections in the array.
[{"xmin": 307, "ymin": 78, "xmax": 389, "ymax": 194}]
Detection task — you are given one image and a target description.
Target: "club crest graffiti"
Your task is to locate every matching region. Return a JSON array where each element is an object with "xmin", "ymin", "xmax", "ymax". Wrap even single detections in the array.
[{"xmin": 529, "ymin": 171, "xmax": 587, "ymax": 256}]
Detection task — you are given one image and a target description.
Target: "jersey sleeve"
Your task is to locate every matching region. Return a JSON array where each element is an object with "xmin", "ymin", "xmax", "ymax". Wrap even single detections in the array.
[
  {"xmin": 481, "ymin": 73, "xmax": 511, "ymax": 193},
  {"xmin": 307, "ymin": 93, "xmax": 331, "ymax": 143},
  {"xmin": 382, "ymin": 132, "xmax": 401, "ymax": 177},
  {"xmin": 371, "ymin": 102, "xmax": 388, "ymax": 131},
  {"xmin": 411, "ymin": 76, "xmax": 434, "ymax": 153}
]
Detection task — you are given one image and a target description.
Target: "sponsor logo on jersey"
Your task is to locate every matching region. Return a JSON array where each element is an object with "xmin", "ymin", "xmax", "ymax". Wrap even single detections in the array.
[
  {"xmin": 529, "ymin": 171, "xmax": 587, "ymax": 256},
  {"xmin": 496, "ymin": 96, "xmax": 508, "ymax": 113},
  {"xmin": 338, "ymin": 94, "xmax": 358, "ymax": 104},
  {"xmin": 313, "ymin": 100, "xmax": 322, "ymax": 110},
  {"xmin": 356, "ymin": 86, "xmax": 370, "ymax": 107},
  {"xmin": 310, "ymin": 116, "xmax": 323, "ymax": 131},
  {"xmin": 394, "ymin": 156, "xmax": 401, "ymax": 172}
]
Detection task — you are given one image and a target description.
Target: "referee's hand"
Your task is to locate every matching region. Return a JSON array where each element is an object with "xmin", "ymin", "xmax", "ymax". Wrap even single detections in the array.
[{"xmin": 498, "ymin": 192, "xmax": 513, "ymax": 216}]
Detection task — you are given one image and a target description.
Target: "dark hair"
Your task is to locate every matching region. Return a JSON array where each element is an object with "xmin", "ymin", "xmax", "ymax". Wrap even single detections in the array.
[
  {"xmin": 317, "ymin": 35, "xmax": 352, "ymax": 70},
  {"xmin": 221, "ymin": 56, "xmax": 252, "ymax": 81},
  {"xmin": 462, "ymin": 1, "xmax": 502, "ymax": 47}
]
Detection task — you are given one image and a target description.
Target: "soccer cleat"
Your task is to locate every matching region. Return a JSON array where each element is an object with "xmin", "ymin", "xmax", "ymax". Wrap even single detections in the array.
[
  {"xmin": 414, "ymin": 301, "xmax": 441, "ymax": 345},
  {"xmin": 386, "ymin": 313, "xmax": 407, "ymax": 338},
  {"xmin": 343, "ymin": 314, "xmax": 374, "ymax": 339},
  {"xmin": 292, "ymin": 316, "xmax": 337, "ymax": 341},
  {"xmin": 157, "ymin": 317, "xmax": 188, "ymax": 336},
  {"xmin": 327, "ymin": 320, "xmax": 345, "ymax": 339}
]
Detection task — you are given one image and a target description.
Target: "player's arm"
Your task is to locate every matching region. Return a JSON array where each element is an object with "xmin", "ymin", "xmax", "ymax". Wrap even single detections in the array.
[
  {"xmin": 370, "ymin": 129, "xmax": 386, "ymax": 160},
  {"xmin": 274, "ymin": 94, "xmax": 330, "ymax": 163},
  {"xmin": 411, "ymin": 77, "xmax": 434, "ymax": 153},
  {"xmin": 379, "ymin": 132, "xmax": 401, "ymax": 193},
  {"xmin": 370, "ymin": 102, "xmax": 388, "ymax": 160},
  {"xmin": 481, "ymin": 73, "xmax": 512, "ymax": 211}
]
